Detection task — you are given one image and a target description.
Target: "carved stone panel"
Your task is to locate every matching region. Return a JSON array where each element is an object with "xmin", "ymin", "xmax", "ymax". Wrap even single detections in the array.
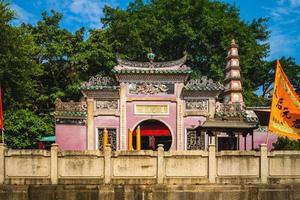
[
  {"xmin": 95, "ymin": 100, "xmax": 118, "ymax": 111},
  {"xmin": 98, "ymin": 128, "xmax": 117, "ymax": 151},
  {"xmin": 128, "ymin": 83, "xmax": 174, "ymax": 95},
  {"xmin": 186, "ymin": 129, "xmax": 205, "ymax": 150},
  {"xmin": 185, "ymin": 99, "xmax": 209, "ymax": 112}
]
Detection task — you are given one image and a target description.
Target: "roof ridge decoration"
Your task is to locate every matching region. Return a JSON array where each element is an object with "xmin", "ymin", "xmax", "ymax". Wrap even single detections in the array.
[
  {"xmin": 116, "ymin": 54, "xmax": 188, "ymax": 69},
  {"xmin": 80, "ymin": 74, "xmax": 119, "ymax": 90},
  {"xmin": 215, "ymin": 102, "xmax": 259, "ymax": 123},
  {"xmin": 184, "ymin": 76, "xmax": 224, "ymax": 91}
]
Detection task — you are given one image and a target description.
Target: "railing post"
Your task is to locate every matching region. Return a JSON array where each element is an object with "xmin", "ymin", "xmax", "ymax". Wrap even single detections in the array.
[
  {"xmin": 260, "ymin": 144, "xmax": 268, "ymax": 184},
  {"xmin": 208, "ymin": 143, "xmax": 216, "ymax": 183},
  {"xmin": 0, "ymin": 143, "xmax": 6, "ymax": 184},
  {"xmin": 157, "ymin": 144, "xmax": 164, "ymax": 184},
  {"xmin": 51, "ymin": 143, "xmax": 59, "ymax": 184},
  {"xmin": 104, "ymin": 144, "xmax": 111, "ymax": 184}
]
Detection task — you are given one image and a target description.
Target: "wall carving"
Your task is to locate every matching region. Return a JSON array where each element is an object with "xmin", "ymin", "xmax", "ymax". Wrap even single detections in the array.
[
  {"xmin": 55, "ymin": 99, "xmax": 87, "ymax": 112},
  {"xmin": 56, "ymin": 118, "xmax": 86, "ymax": 125},
  {"xmin": 185, "ymin": 99, "xmax": 209, "ymax": 112},
  {"xmin": 95, "ymin": 100, "xmax": 118, "ymax": 110},
  {"xmin": 81, "ymin": 74, "xmax": 116, "ymax": 88},
  {"xmin": 186, "ymin": 130, "xmax": 205, "ymax": 150},
  {"xmin": 128, "ymin": 83, "xmax": 174, "ymax": 95}
]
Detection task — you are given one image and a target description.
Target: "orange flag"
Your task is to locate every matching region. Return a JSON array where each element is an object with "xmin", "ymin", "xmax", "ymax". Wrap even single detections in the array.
[{"xmin": 268, "ymin": 60, "xmax": 300, "ymax": 139}]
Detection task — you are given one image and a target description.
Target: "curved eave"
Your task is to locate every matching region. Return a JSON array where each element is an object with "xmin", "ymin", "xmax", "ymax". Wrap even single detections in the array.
[
  {"xmin": 112, "ymin": 69, "xmax": 193, "ymax": 75},
  {"xmin": 80, "ymin": 86, "xmax": 120, "ymax": 90}
]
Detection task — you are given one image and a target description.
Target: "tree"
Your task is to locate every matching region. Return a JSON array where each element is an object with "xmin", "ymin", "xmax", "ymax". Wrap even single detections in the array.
[
  {"xmin": 101, "ymin": 0, "xmax": 270, "ymax": 106},
  {"xmin": 4, "ymin": 109, "xmax": 53, "ymax": 149},
  {"xmin": 260, "ymin": 58, "xmax": 300, "ymax": 99},
  {"xmin": 24, "ymin": 11, "xmax": 89, "ymax": 112},
  {"xmin": 0, "ymin": 1, "xmax": 42, "ymax": 111},
  {"xmin": 273, "ymin": 137, "xmax": 300, "ymax": 150}
]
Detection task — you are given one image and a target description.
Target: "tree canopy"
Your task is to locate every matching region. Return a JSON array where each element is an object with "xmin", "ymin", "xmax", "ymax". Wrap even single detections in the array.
[{"xmin": 0, "ymin": 0, "xmax": 299, "ymax": 148}]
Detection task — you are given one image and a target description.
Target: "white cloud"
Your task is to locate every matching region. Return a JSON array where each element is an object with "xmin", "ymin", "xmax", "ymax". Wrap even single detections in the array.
[
  {"xmin": 69, "ymin": 0, "xmax": 107, "ymax": 28},
  {"xmin": 289, "ymin": 0, "xmax": 300, "ymax": 7},
  {"xmin": 10, "ymin": 3, "xmax": 36, "ymax": 24},
  {"xmin": 265, "ymin": 0, "xmax": 300, "ymax": 61}
]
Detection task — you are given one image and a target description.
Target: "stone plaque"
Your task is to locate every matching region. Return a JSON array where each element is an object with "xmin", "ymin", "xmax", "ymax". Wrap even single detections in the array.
[
  {"xmin": 135, "ymin": 105, "xmax": 169, "ymax": 115},
  {"xmin": 185, "ymin": 99, "xmax": 209, "ymax": 112}
]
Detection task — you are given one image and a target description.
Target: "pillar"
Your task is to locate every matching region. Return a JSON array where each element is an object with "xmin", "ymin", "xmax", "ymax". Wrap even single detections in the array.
[
  {"xmin": 104, "ymin": 144, "xmax": 111, "ymax": 184},
  {"xmin": 208, "ymin": 143, "xmax": 216, "ymax": 183},
  {"xmin": 157, "ymin": 144, "xmax": 165, "ymax": 184},
  {"xmin": 119, "ymin": 83, "xmax": 127, "ymax": 150},
  {"xmin": 51, "ymin": 143, "xmax": 59, "ymax": 184},
  {"xmin": 260, "ymin": 144, "xmax": 268, "ymax": 184},
  {"xmin": 176, "ymin": 83, "xmax": 184, "ymax": 150},
  {"xmin": 0, "ymin": 143, "xmax": 6, "ymax": 184},
  {"xmin": 87, "ymin": 98, "xmax": 95, "ymax": 150}
]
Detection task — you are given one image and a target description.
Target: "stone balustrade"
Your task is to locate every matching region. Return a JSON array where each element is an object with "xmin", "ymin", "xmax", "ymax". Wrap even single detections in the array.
[{"xmin": 0, "ymin": 143, "xmax": 300, "ymax": 185}]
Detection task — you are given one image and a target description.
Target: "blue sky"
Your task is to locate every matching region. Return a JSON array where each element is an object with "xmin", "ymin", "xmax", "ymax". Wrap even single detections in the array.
[{"xmin": 8, "ymin": 0, "xmax": 300, "ymax": 64}]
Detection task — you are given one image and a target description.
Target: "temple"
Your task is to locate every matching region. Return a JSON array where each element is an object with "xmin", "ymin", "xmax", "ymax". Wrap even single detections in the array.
[{"xmin": 54, "ymin": 40, "xmax": 276, "ymax": 151}]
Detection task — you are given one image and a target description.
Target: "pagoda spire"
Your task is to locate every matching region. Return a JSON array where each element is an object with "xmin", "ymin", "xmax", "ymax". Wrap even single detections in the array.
[{"xmin": 223, "ymin": 39, "xmax": 244, "ymax": 106}]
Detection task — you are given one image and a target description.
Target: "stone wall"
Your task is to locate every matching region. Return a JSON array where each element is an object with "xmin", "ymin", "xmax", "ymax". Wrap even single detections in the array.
[{"xmin": 0, "ymin": 143, "xmax": 300, "ymax": 185}]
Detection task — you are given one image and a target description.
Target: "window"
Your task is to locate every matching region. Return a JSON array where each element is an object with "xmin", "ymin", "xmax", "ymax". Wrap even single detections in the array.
[
  {"xmin": 186, "ymin": 129, "xmax": 205, "ymax": 150},
  {"xmin": 98, "ymin": 128, "xmax": 117, "ymax": 150}
]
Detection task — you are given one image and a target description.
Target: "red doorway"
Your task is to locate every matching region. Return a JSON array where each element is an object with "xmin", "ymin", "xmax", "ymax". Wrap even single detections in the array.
[{"xmin": 132, "ymin": 120, "xmax": 172, "ymax": 151}]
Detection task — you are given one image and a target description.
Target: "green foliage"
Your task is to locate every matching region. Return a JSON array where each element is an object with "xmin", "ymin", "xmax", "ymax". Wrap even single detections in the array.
[
  {"xmin": 0, "ymin": 1, "xmax": 42, "ymax": 111},
  {"xmin": 273, "ymin": 137, "xmax": 300, "ymax": 150},
  {"xmin": 4, "ymin": 110, "xmax": 54, "ymax": 149},
  {"xmin": 23, "ymin": 11, "xmax": 89, "ymax": 112},
  {"xmin": 259, "ymin": 57, "xmax": 300, "ymax": 98}
]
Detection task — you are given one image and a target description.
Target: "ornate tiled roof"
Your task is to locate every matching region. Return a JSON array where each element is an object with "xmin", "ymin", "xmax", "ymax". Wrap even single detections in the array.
[
  {"xmin": 80, "ymin": 74, "xmax": 119, "ymax": 90},
  {"xmin": 54, "ymin": 99, "xmax": 87, "ymax": 118},
  {"xmin": 113, "ymin": 54, "xmax": 192, "ymax": 74},
  {"xmin": 198, "ymin": 103, "xmax": 259, "ymax": 130},
  {"xmin": 184, "ymin": 76, "xmax": 224, "ymax": 91},
  {"xmin": 215, "ymin": 103, "xmax": 259, "ymax": 123}
]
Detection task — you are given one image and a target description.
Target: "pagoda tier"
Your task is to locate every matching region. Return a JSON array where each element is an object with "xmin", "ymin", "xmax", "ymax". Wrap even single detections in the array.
[{"xmin": 223, "ymin": 39, "xmax": 244, "ymax": 105}]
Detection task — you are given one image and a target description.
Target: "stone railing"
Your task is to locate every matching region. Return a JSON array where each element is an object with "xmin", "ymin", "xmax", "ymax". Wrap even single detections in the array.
[{"xmin": 0, "ymin": 144, "xmax": 299, "ymax": 185}]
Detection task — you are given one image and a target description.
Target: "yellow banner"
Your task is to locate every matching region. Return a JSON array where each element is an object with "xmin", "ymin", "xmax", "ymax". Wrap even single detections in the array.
[{"xmin": 268, "ymin": 61, "xmax": 300, "ymax": 139}]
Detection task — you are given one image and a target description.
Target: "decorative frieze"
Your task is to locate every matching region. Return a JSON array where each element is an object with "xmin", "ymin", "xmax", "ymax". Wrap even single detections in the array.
[
  {"xmin": 186, "ymin": 130, "xmax": 205, "ymax": 150},
  {"xmin": 95, "ymin": 100, "xmax": 118, "ymax": 110},
  {"xmin": 128, "ymin": 83, "xmax": 174, "ymax": 95},
  {"xmin": 56, "ymin": 118, "xmax": 86, "ymax": 125},
  {"xmin": 55, "ymin": 99, "xmax": 87, "ymax": 112},
  {"xmin": 81, "ymin": 74, "xmax": 117, "ymax": 89},
  {"xmin": 185, "ymin": 99, "xmax": 209, "ymax": 112}
]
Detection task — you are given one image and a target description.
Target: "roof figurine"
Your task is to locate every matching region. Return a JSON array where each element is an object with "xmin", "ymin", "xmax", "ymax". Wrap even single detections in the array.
[{"xmin": 147, "ymin": 48, "xmax": 156, "ymax": 64}]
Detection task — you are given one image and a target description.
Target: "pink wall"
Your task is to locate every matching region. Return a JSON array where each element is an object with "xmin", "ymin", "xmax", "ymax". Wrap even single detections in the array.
[
  {"xmin": 94, "ymin": 116, "xmax": 120, "ymax": 149},
  {"xmin": 56, "ymin": 124, "xmax": 86, "ymax": 150},
  {"xmin": 184, "ymin": 116, "xmax": 206, "ymax": 129},
  {"xmin": 239, "ymin": 131, "xmax": 278, "ymax": 151},
  {"xmin": 126, "ymin": 101, "xmax": 177, "ymax": 150}
]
